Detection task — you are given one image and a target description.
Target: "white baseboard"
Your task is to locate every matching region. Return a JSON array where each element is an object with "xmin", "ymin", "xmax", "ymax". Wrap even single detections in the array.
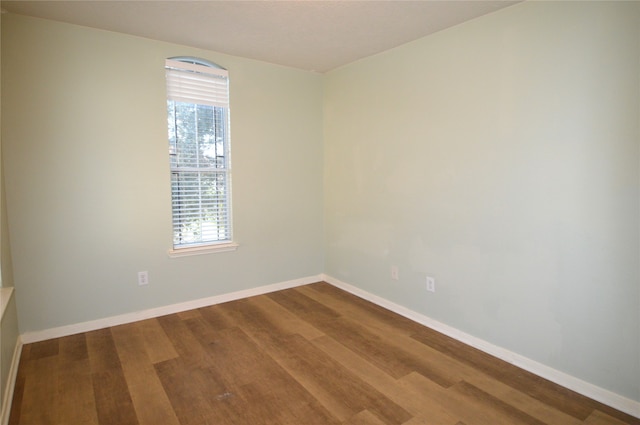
[
  {"xmin": 321, "ymin": 274, "xmax": 640, "ymax": 419},
  {"xmin": 1, "ymin": 337, "xmax": 22, "ymax": 425},
  {"xmin": 21, "ymin": 274, "xmax": 322, "ymax": 344}
]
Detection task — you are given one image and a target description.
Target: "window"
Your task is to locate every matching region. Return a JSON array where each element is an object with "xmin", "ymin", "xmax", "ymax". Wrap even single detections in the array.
[{"xmin": 165, "ymin": 57, "xmax": 235, "ymax": 255}]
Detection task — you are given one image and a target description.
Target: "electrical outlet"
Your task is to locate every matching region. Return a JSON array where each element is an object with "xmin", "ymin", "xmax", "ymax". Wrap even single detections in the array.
[
  {"xmin": 391, "ymin": 265, "xmax": 399, "ymax": 280},
  {"xmin": 426, "ymin": 276, "xmax": 435, "ymax": 292},
  {"xmin": 138, "ymin": 271, "xmax": 149, "ymax": 286}
]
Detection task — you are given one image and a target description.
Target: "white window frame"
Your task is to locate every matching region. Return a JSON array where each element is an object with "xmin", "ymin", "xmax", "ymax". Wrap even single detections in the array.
[{"xmin": 165, "ymin": 57, "xmax": 237, "ymax": 257}]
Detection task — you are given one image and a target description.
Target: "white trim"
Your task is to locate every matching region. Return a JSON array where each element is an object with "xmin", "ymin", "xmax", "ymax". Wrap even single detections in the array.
[
  {"xmin": 20, "ymin": 275, "xmax": 321, "ymax": 344},
  {"xmin": 1, "ymin": 337, "xmax": 22, "ymax": 425},
  {"xmin": 168, "ymin": 242, "xmax": 239, "ymax": 258},
  {"xmin": 321, "ymin": 274, "xmax": 640, "ymax": 419}
]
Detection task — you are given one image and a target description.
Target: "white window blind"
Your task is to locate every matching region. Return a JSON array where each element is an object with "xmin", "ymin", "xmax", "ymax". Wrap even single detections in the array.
[
  {"xmin": 166, "ymin": 59, "xmax": 229, "ymax": 108},
  {"xmin": 165, "ymin": 58, "xmax": 232, "ymax": 249}
]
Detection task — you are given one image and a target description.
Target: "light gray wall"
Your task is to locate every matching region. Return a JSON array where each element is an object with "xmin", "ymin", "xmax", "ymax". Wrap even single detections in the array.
[
  {"xmin": 1, "ymin": 14, "xmax": 324, "ymax": 333},
  {"xmin": 324, "ymin": 1, "xmax": 639, "ymax": 401}
]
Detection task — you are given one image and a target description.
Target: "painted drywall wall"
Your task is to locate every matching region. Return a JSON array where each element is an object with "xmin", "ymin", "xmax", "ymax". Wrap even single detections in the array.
[
  {"xmin": 324, "ymin": 1, "xmax": 639, "ymax": 401},
  {"xmin": 0, "ymin": 174, "xmax": 12, "ymax": 291},
  {"xmin": 0, "ymin": 11, "xmax": 15, "ymax": 292},
  {"xmin": 1, "ymin": 14, "xmax": 324, "ymax": 333},
  {"xmin": 0, "ymin": 12, "xmax": 20, "ymax": 417}
]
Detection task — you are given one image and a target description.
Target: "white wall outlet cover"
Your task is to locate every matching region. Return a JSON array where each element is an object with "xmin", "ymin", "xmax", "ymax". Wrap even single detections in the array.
[
  {"xmin": 426, "ymin": 276, "xmax": 435, "ymax": 292},
  {"xmin": 391, "ymin": 265, "xmax": 399, "ymax": 280}
]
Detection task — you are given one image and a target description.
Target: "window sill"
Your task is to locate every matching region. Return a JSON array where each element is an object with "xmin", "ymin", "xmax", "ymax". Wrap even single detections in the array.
[
  {"xmin": 1, "ymin": 287, "xmax": 14, "ymax": 322},
  {"xmin": 168, "ymin": 242, "xmax": 239, "ymax": 258}
]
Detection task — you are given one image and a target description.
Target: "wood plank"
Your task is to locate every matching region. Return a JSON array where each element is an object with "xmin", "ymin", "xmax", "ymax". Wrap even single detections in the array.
[
  {"xmin": 300, "ymin": 284, "xmax": 490, "ymax": 388},
  {"xmin": 462, "ymin": 371, "xmax": 582, "ymax": 425},
  {"xmin": 311, "ymin": 335, "xmax": 458, "ymax": 425},
  {"xmin": 345, "ymin": 410, "xmax": 389, "ymax": 425},
  {"xmin": 248, "ymin": 294, "xmax": 325, "ymax": 340},
  {"xmin": 267, "ymin": 287, "xmax": 342, "ymax": 323},
  {"xmin": 111, "ymin": 324, "xmax": 180, "ymax": 425},
  {"xmin": 154, "ymin": 357, "xmax": 228, "ymax": 425},
  {"xmin": 197, "ymin": 304, "xmax": 236, "ymax": 331},
  {"xmin": 177, "ymin": 309, "xmax": 202, "ymax": 321},
  {"xmin": 24, "ymin": 338, "xmax": 59, "ymax": 361},
  {"xmin": 216, "ymin": 299, "xmax": 410, "ymax": 424},
  {"xmin": 399, "ymin": 417, "xmax": 460, "ymax": 425},
  {"xmin": 410, "ymin": 326, "xmax": 595, "ymax": 420},
  {"xmin": 156, "ymin": 313, "xmax": 213, "ymax": 366},
  {"xmin": 401, "ymin": 372, "xmax": 546, "ymax": 425},
  {"xmin": 86, "ymin": 328, "xmax": 139, "ymax": 425},
  {"xmin": 57, "ymin": 334, "xmax": 99, "ymax": 425},
  {"xmin": 298, "ymin": 283, "xmax": 419, "ymax": 336},
  {"xmin": 304, "ymin": 283, "xmax": 427, "ymax": 335},
  {"xmin": 136, "ymin": 318, "xmax": 179, "ymax": 364},
  {"xmin": 85, "ymin": 328, "xmax": 123, "ymax": 372},
  {"xmin": 185, "ymin": 310, "xmax": 342, "ymax": 425},
  {"xmin": 155, "ymin": 314, "xmax": 264, "ymax": 425},
  {"xmin": 449, "ymin": 380, "xmax": 547, "ymax": 425},
  {"xmin": 211, "ymin": 300, "xmax": 354, "ymax": 422},
  {"xmin": 272, "ymin": 290, "xmax": 458, "ymax": 387},
  {"xmin": 192, "ymin": 323, "xmax": 276, "ymax": 387},
  {"xmin": 277, "ymin": 333, "xmax": 411, "ymax": 424},
  {"xmin": 17, "ymin": 356, "xmax": 58, "ymax": 425},
  {"xmin": 238, "ymin": 370, "xmax": 340, "ymax": 425},
  {"xmin": 58, "ymin": 333, "xmax": 89, "ymax": 362}
]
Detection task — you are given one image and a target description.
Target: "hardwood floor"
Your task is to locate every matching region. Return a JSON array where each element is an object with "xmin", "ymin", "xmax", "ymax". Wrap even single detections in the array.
[{"xmin": 8, "ymin": 282, "xmax": 640, "ymax": 425}]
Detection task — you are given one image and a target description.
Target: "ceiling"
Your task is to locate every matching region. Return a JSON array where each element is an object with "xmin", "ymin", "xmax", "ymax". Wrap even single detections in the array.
[{"xmin": 1, "ymin": 0, "xmax": 520, "ymax": 73}]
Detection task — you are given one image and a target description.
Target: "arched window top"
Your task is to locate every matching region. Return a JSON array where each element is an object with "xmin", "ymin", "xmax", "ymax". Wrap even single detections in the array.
[{"xmin": 168, "ymin": 56, "xmax": 226, "ymax": 71}]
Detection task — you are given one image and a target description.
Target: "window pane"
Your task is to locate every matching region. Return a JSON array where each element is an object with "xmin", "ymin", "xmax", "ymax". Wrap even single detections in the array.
[
  {"xmin": 168, "ymin": 102, "xmax": 227, "ymax": 170},
  {"xmin": 171, "ymin": 171, "xmax": 230, "ymax": 246}
]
